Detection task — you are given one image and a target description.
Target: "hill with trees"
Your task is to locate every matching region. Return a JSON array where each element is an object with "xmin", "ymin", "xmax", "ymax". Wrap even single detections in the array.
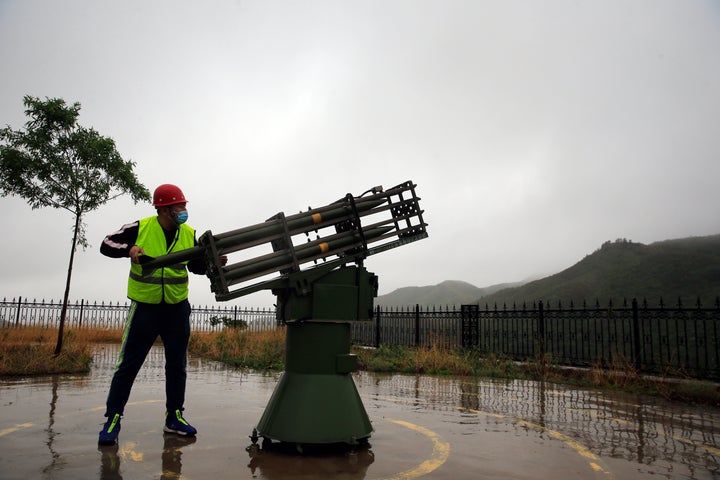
[{"xmin": 376, "ymin": 235, "xmax": 720, "ymax": 308}]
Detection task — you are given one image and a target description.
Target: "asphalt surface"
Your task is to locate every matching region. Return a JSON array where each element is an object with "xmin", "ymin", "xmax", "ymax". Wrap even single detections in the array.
[{"xmin": 1, "ymin": 344, "xmax": 719, "ymax": 479}]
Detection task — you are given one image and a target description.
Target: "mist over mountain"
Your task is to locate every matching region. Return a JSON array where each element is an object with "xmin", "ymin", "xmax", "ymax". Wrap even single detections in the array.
[
  {"xmin": 376, "ymin": 234, "xmax": 720, "ymax": 308},
  {"xmin": 376, "ymin": 280, "xmax": 526, "ymax": 307}
]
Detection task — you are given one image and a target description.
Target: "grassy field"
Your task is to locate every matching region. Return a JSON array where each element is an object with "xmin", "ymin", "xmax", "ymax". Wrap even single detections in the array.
[
  {"xmin": 0, "ymin": 327, "xmax": 119, "ymax": 375},
  {"xmin": 1, "ymin": 326, "xmax": 717, "ymax": 406},
  {"xmin": 188, "ymin": 328, "xmax": 285, "ymax": 370}
]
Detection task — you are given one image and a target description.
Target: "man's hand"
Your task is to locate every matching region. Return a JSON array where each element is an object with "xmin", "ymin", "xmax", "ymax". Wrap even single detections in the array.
[{"xmin": 129, "ymin": 245, "xmax": 146, "ymax": 264}]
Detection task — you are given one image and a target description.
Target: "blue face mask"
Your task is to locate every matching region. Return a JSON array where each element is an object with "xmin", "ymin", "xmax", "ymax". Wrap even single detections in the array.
[{"xmin": 174, "ymin": 210, "xmax": 188, "ymax": 225}]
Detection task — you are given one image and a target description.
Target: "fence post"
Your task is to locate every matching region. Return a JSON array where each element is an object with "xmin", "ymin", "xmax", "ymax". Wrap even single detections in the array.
[
  {"xmin": 632, "ymin": 298, "xmax": 641, "ymax": 371},
  {"xmin": 375, "ymin": 305, "xmax": 381, "ymax": 348},
  {"xmin": 474, "ymin": 305, "xmax": 479, "ymax": 348},
  {"xmin": 15, "ymin": 296, "xmax": 22, "ymax": 327},
  {"xmin": 460, "ymin": 304, "xmax": 480, "ymax": 349},
  {"xmin": 538, "ymin": 300, "xmax": 545, "ymax": 359},
  {"xmin": 78, "ymin": 299, "xmax": 85, "ymax": 328},
  {"xmin": 415, "ymin": 304, "xmax": 420, "ymax": 347}
]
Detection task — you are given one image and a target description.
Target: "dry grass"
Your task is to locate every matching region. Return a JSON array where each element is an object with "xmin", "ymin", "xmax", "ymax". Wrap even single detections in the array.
[
  {"xmin": 588, "ymin": 355, "xmax": 640, "ymax": 389},
  {"xmin": 188, "ymin": 328, "xmax": 286, "ymax": 370},
  {"xmin": 519, "ymin": 354, "xmax": 719, "ymax": 405},
  {"xmin": 356, "ymin": 343, "xmax": 719, "ymax": 405},
  {"xmin": 355, "ymin": 340, "xmax": 479, "ymax": 376},
  {"xmin": 2, "ymin": 326, "xmax": 717, "ymax": 405},
  {"xmin": 0, "ymin": 327, "xmax": 118, "ymax": 375},
  {"xmin": 0, "ymin": 326, "xmax": 124, "ymax": 345}
]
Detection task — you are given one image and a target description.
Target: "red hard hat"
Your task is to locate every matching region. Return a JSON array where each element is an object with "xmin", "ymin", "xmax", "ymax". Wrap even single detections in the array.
[{"xmin": 152, "ymin": 184, "xmax": 187, "ymax": 207}]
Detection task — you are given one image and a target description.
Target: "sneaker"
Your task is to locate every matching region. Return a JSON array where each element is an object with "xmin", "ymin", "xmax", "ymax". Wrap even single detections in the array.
[
  {"xmin": 98, "ymin": 413, "xmax": 122, "ymax": 445},
  {"xmin": 163, "ymin": 409, "xmax": 197, "ymax": 436}
]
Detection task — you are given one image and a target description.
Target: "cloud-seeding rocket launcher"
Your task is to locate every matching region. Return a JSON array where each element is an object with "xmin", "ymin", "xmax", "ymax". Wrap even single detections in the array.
[{"xmin": 141, "ymin": 180, "xmax": 427, "ymax": 449}]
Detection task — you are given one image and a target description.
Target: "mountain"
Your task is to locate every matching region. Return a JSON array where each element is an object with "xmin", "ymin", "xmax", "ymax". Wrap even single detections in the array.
[
  {"xmin": 375, "ymin": 279, "xmax": 526, "ymax": 307},
  {"xmin": 375, "ymin": 234, "xmax": 720, "ymax": 308},
  {"xmin": 479, "ymin": 235, "xmax": 720, "ymax": 307}
]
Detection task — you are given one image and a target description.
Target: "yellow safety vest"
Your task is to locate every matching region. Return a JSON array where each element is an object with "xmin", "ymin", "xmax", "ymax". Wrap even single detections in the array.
[{"xmin": 127, "ymin": 216, "xmax": 195, "ymax": 304}]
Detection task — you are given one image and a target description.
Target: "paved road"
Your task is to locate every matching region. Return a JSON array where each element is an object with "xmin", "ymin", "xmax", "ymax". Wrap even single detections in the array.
[{"xmin": 1, "ymin": 344, "xmax": 718, "ymax": 479}]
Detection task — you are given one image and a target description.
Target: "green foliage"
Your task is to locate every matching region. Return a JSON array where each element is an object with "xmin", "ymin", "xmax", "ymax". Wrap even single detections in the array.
[
  {"xmin": 356, "ymin": 345, "xmax": 414, "ymax": 372},
  {"xmin": 0, "ymin": 95, "xmax": 150, "ymax": 355},
  {"xmin": 208, "ymin": 316, "xmax": 248, "ymax": 329},
  {"xmin": 0, "ymin": 95, "xmax": 150, "ymax": 248},
  {"xmin": 355, "ymin": 343, "xmax": 478, "ymax": 376}
]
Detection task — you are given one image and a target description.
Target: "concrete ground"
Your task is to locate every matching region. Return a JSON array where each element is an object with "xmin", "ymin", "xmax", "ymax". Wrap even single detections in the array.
[{"xmin": 1, "ymin": 344, "xmax": 719, "ymax": 479}]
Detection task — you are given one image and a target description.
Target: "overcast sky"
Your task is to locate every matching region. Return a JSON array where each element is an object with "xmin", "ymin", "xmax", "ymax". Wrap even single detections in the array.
[{"xmin": 1, "ymin": 1, "xmax": 719, "ymax": 308}]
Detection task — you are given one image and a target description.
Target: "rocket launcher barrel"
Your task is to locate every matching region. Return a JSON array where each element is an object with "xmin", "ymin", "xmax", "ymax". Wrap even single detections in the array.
[
  {"xmin": 140, "ymin": 180, "xmax": 427, "ymax": 301},
  {"xmin": 210, "ymin": 196, "xmax": 386, "ymax": 254},
  {"xmin": 221, "ymin": 226, "xmax": 394, "ymax": 285}
]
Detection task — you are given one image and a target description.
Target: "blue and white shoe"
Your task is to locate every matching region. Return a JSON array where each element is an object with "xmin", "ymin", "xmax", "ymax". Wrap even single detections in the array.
[
  {"xmin": 98, "ymin": 413, "xmax": 122, "ymax": 445},
  {"xmin": 163, "ymin": 409, "xmax": 197, "ymax": 436}
]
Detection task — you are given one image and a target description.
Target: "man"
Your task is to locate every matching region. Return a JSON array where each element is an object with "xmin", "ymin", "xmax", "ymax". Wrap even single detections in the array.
[{"xmin": 98, "ymin": 184, "xmax": 224, "ymax": 445}]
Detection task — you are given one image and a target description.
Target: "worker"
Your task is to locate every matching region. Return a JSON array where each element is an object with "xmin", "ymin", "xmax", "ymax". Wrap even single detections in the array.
[{"xmin": 98, "ymin": 183, "xmax": 225, "ymax": 445}]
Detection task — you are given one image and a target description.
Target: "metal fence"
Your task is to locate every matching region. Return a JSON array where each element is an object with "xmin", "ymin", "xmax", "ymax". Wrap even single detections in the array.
[
  {"xmin": 0, "ymin": 297, "xmax": 277, "ymax": 333},
  {"xmin": 3, "ymin": 296, "xmax": 720, "ymax": 380},
  {"xmin": 350, "ymin": 299, "xmax": 720, "ymax": 380}
]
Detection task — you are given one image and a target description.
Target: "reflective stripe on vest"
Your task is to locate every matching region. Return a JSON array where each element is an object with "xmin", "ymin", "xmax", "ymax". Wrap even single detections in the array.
[{"xmin": 127, "ymin": 216, "xmax": 195, "ymax": 304}]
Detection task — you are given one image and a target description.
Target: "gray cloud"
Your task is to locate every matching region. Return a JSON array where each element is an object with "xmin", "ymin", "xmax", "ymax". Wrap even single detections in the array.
[{"xmin": 1, "ymin": 0, "xmax": 719, "ymax": 307}]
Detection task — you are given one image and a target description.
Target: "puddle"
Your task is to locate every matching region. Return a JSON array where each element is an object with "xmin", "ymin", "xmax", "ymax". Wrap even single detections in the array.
[{"xmin": 0, "ymin": 344, "xmax": 718, "ymax": 479}]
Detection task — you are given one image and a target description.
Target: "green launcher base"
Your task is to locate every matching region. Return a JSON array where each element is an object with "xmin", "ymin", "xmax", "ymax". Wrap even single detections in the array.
[{"xmin": 255, "ymin": 321, "xmax": 373, "ymax": 446}]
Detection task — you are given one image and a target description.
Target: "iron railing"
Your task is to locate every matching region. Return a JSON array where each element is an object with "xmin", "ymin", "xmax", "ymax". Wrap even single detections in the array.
[
  {"xmin": 350, "ymin": 299, "xmax": 720, "ymax": 380},
  {"xmin": 3, "ymin": 296, "xmax": 720, "ymax": 379},
  {"xmin": 0, "ymin": 297, "xmax": 277, "ymax": 333}
]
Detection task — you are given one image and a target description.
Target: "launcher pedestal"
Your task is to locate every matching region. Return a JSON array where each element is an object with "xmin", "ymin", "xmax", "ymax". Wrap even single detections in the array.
[
  {"xmin": 255, "ymin": 265, "xmax": 375, "ymax": 446},
  {"xmin": 255, "ymin": 321, "xmax": 371, "ymax": 445}
]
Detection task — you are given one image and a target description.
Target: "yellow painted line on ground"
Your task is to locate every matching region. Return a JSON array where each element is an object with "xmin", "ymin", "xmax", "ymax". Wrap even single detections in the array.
[
  {"xmin": 469, "ymin": 408, "xmax": 614, "ymax": 478},
  {"xmin": 669, "ymin": 433, "xmax": 720, "ymax": 456},
  {"xmin": 373, "ymin": 396, "xmax": 614, "ymax": 479},
  {"xmin": 0, "ymin": 422, "xmax": 35, "ymax": 437},
  {"xmin": 0, "ymin": 400, "xmax": 163, "ymax": 437},
  {"xmin": 512, "ymin": 402, "xmax": 720, "ymax": 459},
  {"xmin": 379, "ymin": 418, "xmax": 450, "ymax": 480}
]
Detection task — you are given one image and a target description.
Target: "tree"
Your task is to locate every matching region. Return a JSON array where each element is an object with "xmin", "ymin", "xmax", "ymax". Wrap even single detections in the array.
[{"xmin": 0, "ymin": 95, "xmax": 150, "ymax": 354}]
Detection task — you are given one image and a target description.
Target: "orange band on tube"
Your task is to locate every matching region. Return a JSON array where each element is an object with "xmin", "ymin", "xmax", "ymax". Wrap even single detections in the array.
[
  {"xmin": 311, "ymin": 213, "xmax": 322, "ymax": 224},
  {"xmin": 319, "ymin": 242, "xmax": 329, "ymax": 254}
]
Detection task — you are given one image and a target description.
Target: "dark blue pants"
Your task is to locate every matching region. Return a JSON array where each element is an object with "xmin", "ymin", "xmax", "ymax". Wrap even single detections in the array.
[{"xmin": 104, "ymin": 300, "xmax": 191, "ymax": 417}]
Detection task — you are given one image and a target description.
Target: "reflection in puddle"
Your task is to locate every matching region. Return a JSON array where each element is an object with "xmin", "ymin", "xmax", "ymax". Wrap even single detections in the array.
[
  {"xmin": 247, "ymin": 444, "xmax": 375, "ymax": 480},
  {"xmin": 356, "ymin": 373, "xmax": 720, "ymax": 478},
  {"xmin": 97, "ymin": 434, "xmax": 197, "ymax": 480}
]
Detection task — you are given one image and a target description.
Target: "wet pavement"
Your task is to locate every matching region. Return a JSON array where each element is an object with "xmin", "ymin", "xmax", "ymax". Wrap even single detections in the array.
[{"xmin": 1, "ymin": 344, "xmax": 719, "ymax": 480}]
